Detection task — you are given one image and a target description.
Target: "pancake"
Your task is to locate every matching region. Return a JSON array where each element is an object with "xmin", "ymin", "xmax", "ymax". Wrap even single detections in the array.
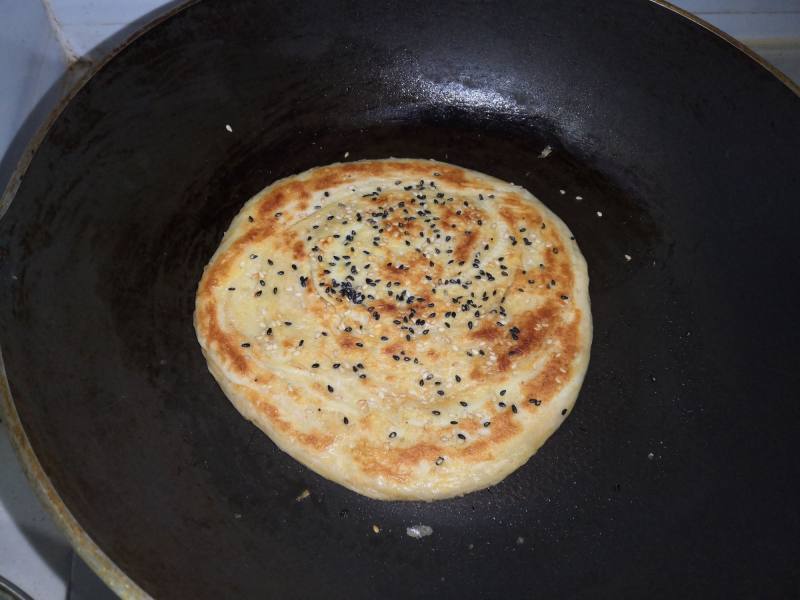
[{"xmin": 194, "ymin": 159, "xmax": 592, "ymax": 501}]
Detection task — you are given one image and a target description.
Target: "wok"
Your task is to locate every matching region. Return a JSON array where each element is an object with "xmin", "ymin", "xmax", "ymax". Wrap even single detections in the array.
[{"xmin": 1, "ymin": 0, "xmax": 799, "ymax": 597}]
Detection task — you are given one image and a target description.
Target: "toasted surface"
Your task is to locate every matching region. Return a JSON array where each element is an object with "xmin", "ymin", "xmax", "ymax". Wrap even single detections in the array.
[{"xmin": 194, "ymin": 159, "xmax": 592, "ymax": 500}]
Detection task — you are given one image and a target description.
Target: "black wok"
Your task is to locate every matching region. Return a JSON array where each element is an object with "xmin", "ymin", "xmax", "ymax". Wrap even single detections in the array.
[{"xmin": 1, "ymin": 0, "xmax": 799, "ymax": 597}]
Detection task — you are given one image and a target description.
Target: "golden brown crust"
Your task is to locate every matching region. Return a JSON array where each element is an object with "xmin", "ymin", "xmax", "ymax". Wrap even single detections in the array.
[{"xmin": 195, "ymin": 159, "xmax": 592, "ymax": 500}]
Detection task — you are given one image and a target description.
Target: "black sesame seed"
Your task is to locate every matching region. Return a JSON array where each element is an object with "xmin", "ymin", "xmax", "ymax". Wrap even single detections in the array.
[
  {"xmin": 437, "ymin": 390, "xmax": 445, "ymax": 396},
  {"xmin": 499, "ymin": 389, "xmax": 507, "ymax": 396},
  {"xmin": 333, "ymin": 363, "xmax": 341, "ymax": 369},
  {"xmin": 327, "ymin": 385, "xmax": 334, "ymax": 393},
  {"xmin": 512, "ymin": 404, "xmax": 518, "ymax": 414},
  {"xmin": 457, "ymin": 433, "xmax": 466, "ymax": 440},
  {"xmin": 343, "ymin": 416, "xmax": 349, "ymax": 425},
  {"xmin": 459, "ymin": 401, "xmax": 468, "ymax": 407},
  {"xmin": 455, "ymin": 375, "xmax": 462, "ymax": 382},
  {"xmin": 435, "ymin": 457, "xmax": 445, "ymax": 465},
  {"xmin": 529, "ymin": 398, "xmax": 542, "ymax": 406},
  {"xmin": 311, "ymin": 363, "xmax": 319, "ymax": 368},
  {"xmin": 254, "ymin": 290, "xmax": 262, "ymax": 297},
  {"xmin": 561, "ymin": 408, "xmax": 568, "ymax": 416},
  {"xmin": 450, "ymin": 420, "xmax": 458, "ymax": 425},
  {"xmin": 498, "ymin": 402, "xmax": 507, "ymax": 408},
  {"xmin": 483, "ymin": 421, "xmax": 491, "ymax": 427},
  {"xmin": 432, "ymin": 410, "xmax": 441, "ymax": 415},
  {"xmin": 240, "ymin": 343, "xmax": 251, "ymax": 348},
  {"xmin": 389, "ymin": 431, "xmax": 397, "ymax": 438}
]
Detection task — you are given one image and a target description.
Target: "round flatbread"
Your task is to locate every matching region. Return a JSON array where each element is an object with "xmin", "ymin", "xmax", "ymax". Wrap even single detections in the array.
[{"xmin": 195, "ymin": 159, "xmax": 592, "ymax": 500}]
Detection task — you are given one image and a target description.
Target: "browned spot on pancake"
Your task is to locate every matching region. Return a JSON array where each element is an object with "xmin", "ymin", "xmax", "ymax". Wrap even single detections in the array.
[
  {"xmin": 257, "ymin": 189, "xmax": 288, "ymax": 219},
  {"xmin": 470, "ymin": 302, "xmax": 558, "ymax": 374},
  {"xmin": 253, "ymin": 396, "xmax": 333, "ymax": 451},
  {"xmin": 284, "ymin": 180, "xmax": 310, "ymax": 203},
  {"xmin": 352, "ymin": 439, "xmax": 442, "ymax": 482},
  {"xmin": 378, "ymin": 262, "xmax": 407, "ymax": 279},
  {"xmin": 432, "ymin": 164, "xmax": 470, "ymax": 188},
  {"xmin": 510, "ymin": 267, "xmax": 533, "ymax": 290},
  {"xmin": 310, "ymin": 171, "xmax": 341, "ymax": 191},
  {"xmin": 281, "ymin": 338, "xmax": 294, "ymax": 350},
  {"xmin": 521, "ymin": 310, "xmax": 581, "ymax": 408},
  {"xmin": 338, "ymin": 334, "xmax": 358, "ymax": 350},
  {"xmin": 373, "ymin": 299, "xmax": 398, "ymax": 315},
  {"xmin": 198, "ymin": 225, "xmax": 273, "ymax": 295},
  {"xmin": 308, "ymin": 300, "xmax": 326, "ymax": 320},
  {"xmin": 304, "ymin": 161, "xmax": 481, "ymax": 203},
  {"xmin": 197, "ymin": 300, "xmax": 248, "ymax": 374},
  {"xmin": 426, "ymin": 349, "xmax": 439, "ymax": 359},
  {"xmin": 450, "ymin": 409, "xmax": 521, "ymax": 462},
  {"xmin": 440, "ymin": 202, "xmax": 483, "ymax": 223},
  {"xmin": 250, "ymin": 369, "xmax": 276, "ymax": 385},
  {"xmin": 554, "ymin": 252, "xmax": 575, "ymax": 290},
  {"xmin": 291, "ymin": 239, "xmax": 305, "ymax": 261},
  {"xmin": 505, "ymin": 303, "xmax": 557, "ymax": 365},
  {"xmin": 498, "ymin": 206, "xmax": 522, "ymax": 229},
  {"xmin": 376, "ymin": 252, "xmax": 431, "ymax": 290},
  {"xmin": 470, "ymin": 322, "xmax": 502, "ymax": 343},
  {"xmin": 280, "ymin": 228, "xmax": 298, "ymax": 247},
  {"xmin": 501, "ymin": 192, "xmax": 531, "ymax": 210},
  {"xmin": 458, "ymin": 418, "xmax": 481, "ymax": 434},
  {"xmin": 453, "ymin": 229, "xmax": 477, "ymax": 262},
  {"xmin": 406, "ymin": 251, "xmax": 433, "ymax": 275},
  {"xmin": 383, "ymin": 343, "xmax": 403, "ymax": 356},
  {"xmin": 469, "ymin": 365, "xmax": 483, "ymax": 381}
]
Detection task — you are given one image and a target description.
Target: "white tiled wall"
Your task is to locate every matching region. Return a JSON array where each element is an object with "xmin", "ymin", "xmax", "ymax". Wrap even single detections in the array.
[
  {"xmin": 45, "ymin": 0, "xmax": 169, "ymax": 58},
  {"xmin": 0, "ymin": 2, "xmax": 798, "ymax": 599}
]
